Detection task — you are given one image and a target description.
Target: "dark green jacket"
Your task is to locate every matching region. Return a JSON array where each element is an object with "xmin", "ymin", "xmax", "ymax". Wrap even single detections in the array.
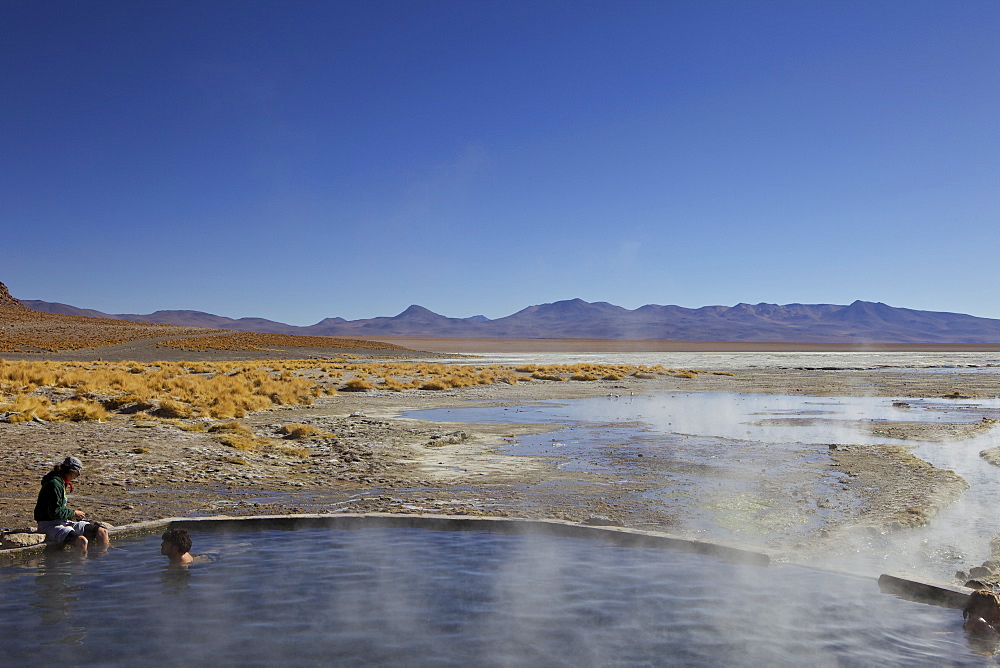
[{"xmin": 34, "ymin": 471, "xmax": 74, "ymax": 522}]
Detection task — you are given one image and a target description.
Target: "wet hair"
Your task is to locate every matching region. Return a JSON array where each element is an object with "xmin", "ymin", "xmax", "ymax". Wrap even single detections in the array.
[
  {"xmin": 161, "ymin": 528, "xmax": 192, "ymax": 554},
  {"xmin": 964, "ymin": 590, "xmax": 1000, "ymax": 621}
]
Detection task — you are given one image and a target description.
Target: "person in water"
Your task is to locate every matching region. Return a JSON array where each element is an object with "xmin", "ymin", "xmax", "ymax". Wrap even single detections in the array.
[
  {"xmin": 33, "ymin": 456, "xmax": 110, "ymax": 552},
  {"xmin": 964, "ymin": 590, "xmax": 1000, "ymax": 635},
  {"xmin": 160, "ymin": 527, "xmax": 194, "ymax": 566}
]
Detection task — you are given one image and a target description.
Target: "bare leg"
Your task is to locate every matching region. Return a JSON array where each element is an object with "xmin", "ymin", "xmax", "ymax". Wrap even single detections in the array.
[
  {"xmin": 94, "ymin": 527, "xmax": 110, "ymax": 547},
  {"xmin": 70, "ymin": 535, "xmax": 89, "ymax": 553}
]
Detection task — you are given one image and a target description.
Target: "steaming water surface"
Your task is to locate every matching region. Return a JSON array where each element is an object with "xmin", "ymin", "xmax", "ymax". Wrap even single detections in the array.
[
  {"xmin": 0, "ymin": 527, "xmax": 988, "ymax": 665},
  {"xmin": 409, "ymin": 391, "xmax": 1000, "ymax": 580}
]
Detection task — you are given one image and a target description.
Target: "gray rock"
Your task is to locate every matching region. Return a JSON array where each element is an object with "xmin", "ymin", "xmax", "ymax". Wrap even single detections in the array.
[
  {"xmin": 1, "ymin": 532, "xmax": 46, "ymax": 548},
  {"xmin": 980, "ymin": 448, "xmax": 1000, "ymax": 467}
]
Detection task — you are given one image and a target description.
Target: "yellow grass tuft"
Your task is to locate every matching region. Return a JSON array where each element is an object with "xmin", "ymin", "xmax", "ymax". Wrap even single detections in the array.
[
  {"xmin": 208, "ymin": 421, "xmax": 255, "ymax": 437},
  {"xmin": 214, "ymin": 433, "xmax": 264, "ymax": 451},
  {"xmin": 342, "ymin": 378, "xmax": 374, "ymax": 392},
  {"xmin": 0, "ymin": 395, "xmax": 55, "ymax": 422},
  {"xmin": 54, "ymin": 399, "xmax": 109, "ymax": 422},
  {"xmin": 380, "ymin": 376, "xmax": 407, "ymax": 392},
  {"xmin": 271, "ymin": 443, "xmax": 310, "ymax": 458},
  {"xmin": 280, "ymin": 423, "xmax": 334, "ymax": 439},
  {"xmin": 156, "ymin": 398, "xmax": 193, "ymax": 418}
]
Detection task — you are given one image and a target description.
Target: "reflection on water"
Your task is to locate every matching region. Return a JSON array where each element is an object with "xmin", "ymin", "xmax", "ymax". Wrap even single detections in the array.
[
  {"xmin": 32, "ymin": 551, "xmax": 87, "ymax": 642},
  {"xmin": 0, "ymin": 528, "xmax": 991, "ymax": 665}
]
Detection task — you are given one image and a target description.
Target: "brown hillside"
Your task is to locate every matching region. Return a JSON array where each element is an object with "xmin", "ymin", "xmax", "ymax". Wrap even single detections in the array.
[
  {"xmin": 0, "ymin": 282, "xmax": 412, "ymax": 357},
  {"xmin": 0, "ymin": 305, "xmax": 211, "ymax": 353}
]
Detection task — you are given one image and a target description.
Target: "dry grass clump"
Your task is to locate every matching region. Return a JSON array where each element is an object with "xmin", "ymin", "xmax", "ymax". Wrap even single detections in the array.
[
  {"xmin": 101, "ymin": 394, "xmax": 155, "ymax": 412},
  {"xmin": 342, "ymin": 378, "xmax": 374, "ymax": 392},
  {"xmin": 0, "ymin": 395, "xmax": 57, "ymax": 422},
  {"xmin": 161, "ymin": 419, "xmax": 206, "ymax": 432},
  {"xmin": 380, "ymin": 376, "xmax": 413, "ymax": 392},
  {"xmin": 0, "ymin": 394, "xmax": 112, "ymax": 422},
  {"xmin": 208, "ymin": 421, "xmax": 311, "ymax": 458},
  {"xmin": 420, "ymin": 379, "xmax": 447, "ymax": 390},
  {"xmin": 280, "ymin": 423, "xmax": 334, "ymax": 439},
  {"xmin": 271, "ymin": 443, "xmax": 310, "ymax": 458},
  {"xmin": 531, "ymin": 371, "xmax": 565, "ymax": 381},
  {"xmin": 156, "ymin": 398, "xmax": 193, "ymax": 418},
  {"xmin": 208, "ymin": 421, "xmax": 256, "ymax": 437},
  {"xmin": 53, "ymin": 399, "xmax": 110, "ymax": 422},
  {"xmin": 213, "ymin": 430, "xmax": 272, "ymax": 451}
]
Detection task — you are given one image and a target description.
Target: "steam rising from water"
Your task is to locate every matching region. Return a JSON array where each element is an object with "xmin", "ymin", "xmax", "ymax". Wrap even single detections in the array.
[
  {"xmin": 0, "ymin": 528, "xmax": 980, "ymax": 664},
  {"xmin": 413, "ymin": 385, "xmax": 1000, "ymax": 581}
]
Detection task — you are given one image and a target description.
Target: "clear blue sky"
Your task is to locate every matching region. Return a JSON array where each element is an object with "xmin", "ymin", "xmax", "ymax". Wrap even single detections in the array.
[{"xmin": 3, "ymin": 0, "xmax": 998, "ymax": 324}]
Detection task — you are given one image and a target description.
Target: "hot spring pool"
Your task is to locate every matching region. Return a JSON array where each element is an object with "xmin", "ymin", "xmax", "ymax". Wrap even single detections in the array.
[{"xmin": 0, "ymin": 524, "xmax": 991, "ymax": 666}]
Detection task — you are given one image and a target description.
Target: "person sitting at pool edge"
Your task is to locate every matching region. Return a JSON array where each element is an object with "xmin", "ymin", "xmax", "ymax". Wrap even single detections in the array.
[
  {"xmin": 161, "ymin": 527, "xmax": 194, "ymax": 566},
  {"xmin": 33, "ymin": 456, "xmax": 110, "ymax": 552},
  {"xmin": 964, "ymin": 590, "xmax": 1000, "ymax": 635}
]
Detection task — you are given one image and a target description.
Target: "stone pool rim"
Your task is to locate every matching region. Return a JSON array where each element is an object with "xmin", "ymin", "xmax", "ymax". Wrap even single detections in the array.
[
  {"xmin": 0, "ymin": 512, "xmax": 973, "ymax": 610},
  {"xmin": 1, "ymin": 512, "xmax": 772, "ymax": 566}
]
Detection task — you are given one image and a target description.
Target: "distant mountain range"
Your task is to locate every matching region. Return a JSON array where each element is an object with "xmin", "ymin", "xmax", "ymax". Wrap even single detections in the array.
[{"xmin": 17, "ymin": 295, "xmax": 1000, "ymax": 344}]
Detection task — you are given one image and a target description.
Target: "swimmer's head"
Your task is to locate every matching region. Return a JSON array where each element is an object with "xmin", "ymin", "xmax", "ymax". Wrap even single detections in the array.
[
  {"xmin": 161, "ymin": 527, "xmax": 192, "ymax": 555},
  {"xmin": 964, "ymin": 590, "xmax": 1000, "ymax": 622}
]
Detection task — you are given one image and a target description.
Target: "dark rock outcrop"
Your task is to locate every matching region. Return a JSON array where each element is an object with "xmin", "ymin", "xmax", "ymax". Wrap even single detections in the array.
[{"xmin": 0, "ymin": 282, "xmax": 26, "ymax": 310}]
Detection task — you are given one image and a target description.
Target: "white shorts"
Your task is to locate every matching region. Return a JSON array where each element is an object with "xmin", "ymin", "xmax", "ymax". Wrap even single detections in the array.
[{"xmin": 37, "ymin": 520, "xmax": 91, "ymax": 544}]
